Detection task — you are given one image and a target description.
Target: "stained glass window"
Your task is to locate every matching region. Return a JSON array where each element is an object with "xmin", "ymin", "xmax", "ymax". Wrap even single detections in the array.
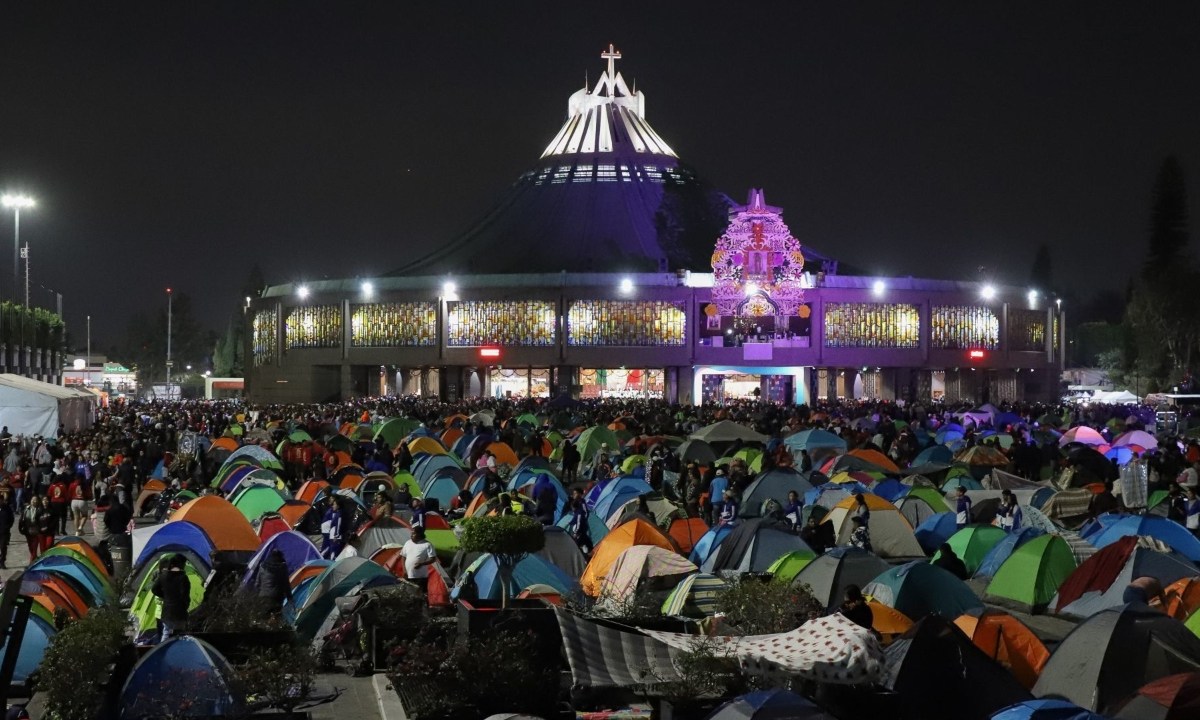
[
  {"xmin": 285, "ymin": 305, "xmax": 342, "ymax": 349},
  {"xmin": 252, "ymin": 310, "xmax": 277, "ymax": 367},
  {"xmin": 447, "ymin": 301, "xmax": 556, "ymax": 347},
  {"xmin": 567, "ymin": 300, "xmax": 686, "ymax": 346},
  {"xmin": 823, "ymin": 303, "xmax": 920, "ymax": 348},
  {"xmin": 351, "ymin": 302, "xmax": 437, "ymax": 347},
  {"xmin": 1008, "ymin": 309, "xmax": 1047, "ymax": 351},
  {"xmin": 931, "ymin": 305, "xmax": 999, "ymax": 349}
]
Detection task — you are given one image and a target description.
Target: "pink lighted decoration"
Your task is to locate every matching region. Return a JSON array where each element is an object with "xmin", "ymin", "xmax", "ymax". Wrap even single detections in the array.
[{"xmin": 710, "ymin": 189, "xmax": 806, "ymax": 316}]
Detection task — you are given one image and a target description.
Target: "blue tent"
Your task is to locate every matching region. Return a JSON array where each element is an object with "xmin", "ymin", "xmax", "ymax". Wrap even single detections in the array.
[
  {"xmin": 593, "ymin": 477, "xmax": 654, "ymax": 521},
  {"xmin": 864, "ymin": 560, "xmax": 983, "ymax": 619},
  {"xmin": 28, "ymin": 556, "xmax": 109, "ymax": 606},
  {"xmin": 451, "ymin": 432, "xmax": 481, "ymax": 459},
  {"xmin": 1089, "ymin": 515, "xmax": 1200, "ymax": 562},
  {"xmin": 872, "ymin": 478, "xmax": 911, "ymax": 502},
  {"xmin": 688, "ymin": 524, "xmax": 734, "ymax": 565},
  {"xmin": 452, "ymin": 553, "xmax": 575, "ymax": 601},
  {"xmin": 120, "ymin": 636, "xmax": 244, "ymax": 719},
  {"xmin": 936, "ymin": 429, "xmax": 965, "ymax": 445},
  {"xmin": 975, "ymin": 527, "xmax": 1044, "ymax": 578},
  {"xmin": 1078, "ymin": 512, "xmax": 1126, "ymax": 541},
  {"xmin": 783, "ymin": 429, "xmax": 847, "ymax": 455},
  {"xmin": 412, "ymin": 454, "xmax": 464, "ymax": 487},
  {"xmin": 585, "ymin": 477, "xmax": 614, "ymax": 508},
  {"xmin": 708, "ymin": 689, "xmax": 830, "ymax": 719},
  {"xmin": 989, "ymin": 699, "xmax": 1107, "ymax": 720},
  {"xmin": 241, "ymin": 530, "xmax": 322, "ymax": 590},
  {"xmin": 803, "ymin": 482, "xmax": 868, "ymax": 508},
  {"xmin": 942, "ymin": 475, "xmax": 984, "ymax": 492},
  {"xmin": 0, "ymin": 615, "xmax": 55, "ymax": 683},
  {"xmin": 423, "ymin": 474, "xmax": 462, "ymax": 507},
  {"xmin": 912, "ymin": 445, "xmax": 954, "ymax": 466},
  {"xmin": 132, "ymin": 521, "xmax": 216, "ymax": 571},
  {"xmin": 295, "ymin": 557, "xmax": 398, "ymax": 640},
  {"xmin": 913, "ymin": 512, "xmax": 958, "ymax": 555},
  {"xmin": 555, "ymin": 510, "xmax": 609, "ymax": 546}
]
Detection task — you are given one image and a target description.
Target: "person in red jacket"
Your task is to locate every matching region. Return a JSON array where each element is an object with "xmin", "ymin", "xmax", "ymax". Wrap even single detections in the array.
[
  {"xmin": 46, "ymin": 475, "xmax": 69, "ymax": 536},
  {"xmin": 68, "ymin": 474, "xmax": 89, "ymax": 536}
]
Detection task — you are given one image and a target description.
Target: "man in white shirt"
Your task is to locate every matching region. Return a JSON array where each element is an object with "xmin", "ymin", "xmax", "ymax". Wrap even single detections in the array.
[{"xmin": 402, "ymin": 527, "xmax": 438, "ymax": 593}]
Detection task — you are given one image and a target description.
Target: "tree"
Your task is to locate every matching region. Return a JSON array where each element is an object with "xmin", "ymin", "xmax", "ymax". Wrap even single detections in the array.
[
  {"xmin": 1029, "ymin": 242, "xmax": 1053, "ymax": 292},
  {"xmin": 213, "ymin": 317, "xmax": 245, "ymax": 377},
  {"xmin": 1143, "ymin": 156, "xmax": 1189, "ymax": 280},
  {"xmin": 118, "ymin": 291, "xmax": 217, "ymax": 387},
  {"xmin": 459, "ymin": 515, "xmax": 545, "ymax": 607}
]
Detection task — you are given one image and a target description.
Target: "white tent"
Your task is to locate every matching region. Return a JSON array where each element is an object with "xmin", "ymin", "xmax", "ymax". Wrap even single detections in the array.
[{"xmin": 0, "ymin": 374, "xmax": 97, "ymax": 437}]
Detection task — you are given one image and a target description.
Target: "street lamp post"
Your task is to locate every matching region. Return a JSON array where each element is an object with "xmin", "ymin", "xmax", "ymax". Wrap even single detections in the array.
[
  {"xmin": 166, "ymin": 288, "xmax": 173, "ymax": 400},
  {"xmin": 1, "ymin": 195, "xmax": 34, "ymax": 304}
]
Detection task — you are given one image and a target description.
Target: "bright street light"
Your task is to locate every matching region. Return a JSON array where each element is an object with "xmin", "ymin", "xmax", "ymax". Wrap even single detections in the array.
[
  {"xmin": 980, "ymin": 284, "xmax": 997, "ymax": 300},
  {"xmin": 2, "ymin": 194, "xmax": 35, "ymax": 306}
]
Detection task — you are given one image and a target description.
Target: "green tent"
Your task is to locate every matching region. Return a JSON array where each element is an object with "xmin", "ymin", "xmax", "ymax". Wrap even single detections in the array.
[
  {"xmin": 934, "ymin": 525, "xmax": 1007, "ymax": 575},
  {"xmin": 514, "ymin": 413, "xmax": 540, "ymax": 428},
  {"xmin": 1147, "ymin": 490, "xmax": 1169, "ymax": 513},
  {"xmin": 907, "ymin": 486, "xmax": 950, "ymax": 514},
  {"xmin": 129, "ymin": 554, "xmax": 205, "ymax": 634},
  {"xmin": 226, "ymin": 424, "xmax": 244, "ymax": 437},
  {"xmin": 766, "ymin": 549, "xmax": 817, "ymax": 583},
  {"xmin": 288, "ymin": 430, "xmax": 312, "ymax": 443},
  {"xmin": 576, "ymin": 426, "xmax": 620, "ymax": 462},
  {"xmin": 1187, "ymin": 605, "xmax": 1200, "ymax": 638},
  {"xmin": 426, "ymin": 528, "xmax": 460, "ymax": 561},
  {"xmin": 984, "ymin": 534, "xmax": 1077, "ymax": 613},
  {"xmin": 621, "ymin": 454, "xmax": 647, "ymax": 474},
  {"xmin": 230, "ymin": 484, "xmax": 289, "ymax": 521},
  {"xmin": 733, "ymin": 448, "xmax": 762, "ymax": 465},
  {"xmin": 375, "ymin": 418, "xmax": 420, "ymax": 448},
  {"xmin": 393, "ymin": 471, "xmax": 422, "ymax": 499},
  {"xmin": 749, "ymin": 454, "xmax": 764, "ymax": 473}
]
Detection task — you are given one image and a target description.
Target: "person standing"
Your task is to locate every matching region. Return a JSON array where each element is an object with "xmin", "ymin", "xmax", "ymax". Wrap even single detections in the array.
[
  {"xmin": 0, "ymin": 488, "xmax": 13, "ymax": 569},
  {"xmin": 35, "ymin": 496, "xmax": 54, "ymax": 555},
  {"xmin": 1185, "ymin": 486, "xmax": 1200, "ymax": 539},
  {"xmin": 401, "ymin": 527, "xmax": 437, "ymax": 594},
  {"xmin": 954, "ymin": 486, "xmax": 973, "ymax": 530},
  {"xmin": 708, "ymin": 469, "xmax": 729, "ymax": 524},
  {"xmin": 47, "ymin": 474, "xmax": 68, "ymax": 536},
  {"xmin": 321, "ymin": 496, "xmax": 345, "ymax": 559},
  {"xmin": 19, "ymin": 498, "xmax": 41, "ymax": 563},
  {"xmin": 717, "ymin": 489, "xmax": 739, "ymax": 526},
  {"xmin": 68, "ymin": 474, "xmax": 89, "ymax": 536},
  {"xmin": 255, "ymin": 549, "xmax": 293, "ymax": 614},
  {"xmin": 995, "ymin": 490, "xmax": 1023, "ymax": 532},
  {"xmin": 151, "ymin": 554, "xmax": 194, "ymax": 640}
]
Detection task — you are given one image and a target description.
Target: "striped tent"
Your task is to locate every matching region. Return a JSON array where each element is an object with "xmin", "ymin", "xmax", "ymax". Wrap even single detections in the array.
[{"xmin": 661, "ymin": 573, "xmax": 726, "ymax": 617}]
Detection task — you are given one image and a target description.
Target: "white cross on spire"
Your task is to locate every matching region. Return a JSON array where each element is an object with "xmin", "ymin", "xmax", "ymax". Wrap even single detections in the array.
[{"xmin": 601, "ymin": 43, "xmax": 622, "ymax": 79}]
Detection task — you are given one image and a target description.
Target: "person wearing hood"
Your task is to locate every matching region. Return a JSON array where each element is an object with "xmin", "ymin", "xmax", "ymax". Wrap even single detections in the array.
[
  {"xmin": 152, "ymin": 554, "xmax": 194, "ymax": 640},
  {"xmin": 255, "ymin": 549, "xmax": 293, "ymax": 614}
]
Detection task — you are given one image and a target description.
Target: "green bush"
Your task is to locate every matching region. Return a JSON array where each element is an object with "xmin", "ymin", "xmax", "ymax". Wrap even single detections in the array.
[
  {"xmin": 235, "ymin": 642, "xmax": 318, "ymax": 714},
  {"xmin": 35, "ymin": 605, "xmax": 130, "ymax": 720},
  {"xmin": 458, "ymin": 514, "xmax": 545, "ymax": 557},
  {"xmin": 715, "ymin": 575, "xmax": 823, "ymax": 635}
]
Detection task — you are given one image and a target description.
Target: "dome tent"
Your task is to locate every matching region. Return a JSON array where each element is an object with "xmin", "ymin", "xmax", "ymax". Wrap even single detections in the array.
[
  {"xmin": 984, "ymin": 535, "xmax": 1076, "ymax": 613},
  {"xmin": 865, "ymin": 561, "xmax": 984, "ymax": 620},
  {"xmin": 1050, "ymin": 536, "xmax": 1196, "ymax": 618},
  {"xmin": 823, "ymin": 494, "xmax": 924, "ymax": 559},
  {"xmin": 792, "ymin": 546, "xmax": 891, "ymax": 612},
  {"xmin": 119, "ymin": 636, "xmax": 243, "ymax": 719}
]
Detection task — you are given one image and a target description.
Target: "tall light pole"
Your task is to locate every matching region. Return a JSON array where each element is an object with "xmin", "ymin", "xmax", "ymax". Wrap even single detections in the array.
[
  {"xmin": 1, "ymin": 194, "xmax": 35, "ymax": 304},
  {"xmin": 166, "ymin": 288, "xmax": 173, "ymax": 400},
  {"xmin": 86, "ymin": 315, "xmax": 91, "ymax": 386}
]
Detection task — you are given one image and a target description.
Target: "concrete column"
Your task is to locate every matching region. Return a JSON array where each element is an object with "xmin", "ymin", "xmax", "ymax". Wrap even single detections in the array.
[
  {"xmin": 677, "ymin": 365, "xmax": 696, "ymax": 405},
  {"xmin": 339, "ymin": 364, "xmax": 354, "ymax": 400}
]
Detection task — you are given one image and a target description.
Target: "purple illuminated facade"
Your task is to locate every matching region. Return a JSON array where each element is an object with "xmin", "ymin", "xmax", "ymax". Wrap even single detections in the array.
[{"xmin": 248, "ymin": 46, "xmax": 1064, "ymax": 405}]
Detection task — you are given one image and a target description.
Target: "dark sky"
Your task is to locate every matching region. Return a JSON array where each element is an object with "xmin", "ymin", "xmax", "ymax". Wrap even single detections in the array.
[{"xmin": 3, "ymin": 2, "xmax": 1199, "ymax": 349}]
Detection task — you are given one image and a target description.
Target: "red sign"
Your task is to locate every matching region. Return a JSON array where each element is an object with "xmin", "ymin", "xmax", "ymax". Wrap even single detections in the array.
[
  {"xmin": 968, "ymin": 349, "xmax": 986, "ymax": 360},
  {"xmin": 479, "ymin": 347, "xmax": 501, "ymax": 359}
]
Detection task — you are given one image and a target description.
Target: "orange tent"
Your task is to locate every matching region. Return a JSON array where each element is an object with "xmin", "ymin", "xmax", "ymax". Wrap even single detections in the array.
[
  {"xmin": 848, "ymin": 449, "xmax": 900, "ymax": 474},
  {"xmin": 443, "ymin": 414, "xmax": 469, "ymax": 429},
  {"xmin": 211, "ymin": 436, "xmax": 240, "ymax": 452},
  {"xmin": 338, "ymin": 470, "xmax": 367, "ymax": 491},
  {"xmin": 441, "ymin": 427, "xmax": 465, "ymax": 450},
  {"xmin": 581, "ymin": 517, "xmax": 676, "ymax": 597},
  {"xmin": 486, "ymin": 442, "xmax": 519, "ymax": 467},
  {"xmin": 54, "ymin": 538, "xmax": 110, "ymax": 578},
  {"xmin": 297, "ymin": 480, "xmax": 329, "ymax": 504},
  {"xmin": 170, "ymin": 496, "xmax": 261, "ymax": 552},
  {"xmin": 1158, "ymin": 577, "xmax": 1200, "ymax": 620},
  {"xmin": 668, "ymin": 517, "xmax": 710, "ymax": 554},
  {"xmin": 465, "ymin": 492, "xmax": 493, "ymax": 517},
  {"xmin": 29, "ymin": 589, "xmax": 81, "ymax": 620},
  {"xmin": 953, "ymin": 608, "xmax": 1049, "ymax": 689},
  {"xmin": 329, "ymin": 451, "xmax": 353, "ymax": 468},
  {"xmin": 290, "ymin": 563, "xmax": 328, "ymax": 588},
  {"xmin": 276, "ymin": 502, "xmax": 310, "ymax": 528},
  {"xmin": 369, "ymin": 546, "xmax": 406, "ymax": 577},
  {"xmin": 142, "ymin": 479, "xmax": 167, "ymax": 494},
  {"xmin": 866, "ymin": 600, "xmax": 913, "ymax": 645},
  {"xmin": 33, "ymin": 576, "xmax": 91, "ymax": 617}
]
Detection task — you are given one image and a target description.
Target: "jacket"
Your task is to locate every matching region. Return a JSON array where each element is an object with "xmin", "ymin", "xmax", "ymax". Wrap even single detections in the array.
[
  {"xmin": 151, "ymin": 568, "xmax": 193, "ymax": 623},
  {"xmin": 255, "ymin": 557, "xmax": 293, "ymax": 605}
]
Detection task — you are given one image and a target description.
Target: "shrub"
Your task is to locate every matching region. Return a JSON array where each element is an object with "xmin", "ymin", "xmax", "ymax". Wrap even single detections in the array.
[
  {"xmin": 640, "ymin": 636, "xmax": 747, "ymax": 712},
  {"xmin": 36, "ymin": 605, "xmax": 130, "ymax": 720},
  {"xmin": 234, "ymin": 642, "xmax": 319, "ymax": 713},
  {"xmin": 459, "ymin": 515, "xmax": 545, "ymax": 606},
  {"xmin": 715, "ymin": 575, "xmax": 823, "ymax": 635}
]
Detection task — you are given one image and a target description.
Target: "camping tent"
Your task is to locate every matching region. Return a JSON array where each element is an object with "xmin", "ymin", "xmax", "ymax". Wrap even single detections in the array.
[
  {"xmin": 601, "ymin": 545, "xmax": 697, "ymax": 604},
  {"xmin": 0, "ymin": 373, "xmax": 97, "ymax": 436},
  {"xmin": 1032, "ymin": 603, "xmax": 1200, "ymax": 714},
  {"xmin": 1050, "ymin": 536, "xmax": 1197, "ymax": 618},
  {"xmin": 702, "ymin": 518, "xmax": 814, "ymax": 575},
  {"xmin": 865, "ymin": 561, "xmax": 984, "ymax": 619},
  {"xmin": 984, "ymin": 535, "xmax": 1076, "ymax": 613},
  {"xmin": 738, "ymin": 468, "xmax": 814, "ymax": 517},
  {"xmin": 792, "ymin": 546, "xmax": 892, "ymax": 611},
  {"xmin": 119, "ymin": 636, "xmax": 244, "ymax": 719},
  {"xmin": 823, "ymin": 494, "xmax": 925, "ymax": 559},
  {"xmin": 581, "ymin": 518, "xmax": 675, "ymax": 597},
  {"xmin": 954, "ymin": 608, "xmax": 1050, "ymax": 689}
]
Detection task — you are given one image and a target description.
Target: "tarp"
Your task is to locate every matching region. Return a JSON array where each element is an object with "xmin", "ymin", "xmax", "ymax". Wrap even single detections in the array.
[
  {"xmin": 644, "ymin": 613, "xmax": 885, "ymax": 685},
  {"xmin": 1033, "ymin": 603, "xmax": 1200, "ymax": 713},
  {"xmin": 555, "ymin": 608, "xmax": 685, "ymax": 691},
  {"xmin": 0, "ymin": 373, "xmax": 97, "ymax": 436}
]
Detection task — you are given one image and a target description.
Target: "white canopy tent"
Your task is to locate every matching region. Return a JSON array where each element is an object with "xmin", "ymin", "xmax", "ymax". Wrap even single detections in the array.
[{"xmin": 0, "ymin": 374, "xmax": 97, "ymax": 437}]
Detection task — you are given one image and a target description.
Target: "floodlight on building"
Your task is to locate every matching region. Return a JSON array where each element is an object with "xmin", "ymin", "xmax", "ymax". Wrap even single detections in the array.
[
  {"xmin": 619, "ymin": 277, "xmax": 634, "ymax": 295},
  {"xmin": 297, "ymin": 285, "xmax": 310, "ymax": 299},
  {"xmin": 744, "ymin": 282, "xmax": 758, "ymax": 296},
  {"xmin": 980, "ymin": 284, "xmax": 996, "ymax": 300},
  {"xmin": 872, "ymin": 279, "xmax": 885, "ymax": 297}
]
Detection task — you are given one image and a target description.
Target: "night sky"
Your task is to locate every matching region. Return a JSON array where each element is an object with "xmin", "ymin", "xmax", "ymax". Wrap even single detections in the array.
[{"xmin": 2, "ymin": 2, "xmax": 1199, "ymax": 347}]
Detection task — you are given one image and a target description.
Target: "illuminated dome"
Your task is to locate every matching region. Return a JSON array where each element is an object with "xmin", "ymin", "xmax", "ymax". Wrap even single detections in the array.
[{"xmin": 394, "ymin": 44, "xmax": 725, "ymax": 276}]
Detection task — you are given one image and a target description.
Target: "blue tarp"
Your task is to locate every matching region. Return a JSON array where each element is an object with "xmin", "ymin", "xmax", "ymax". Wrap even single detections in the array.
[{"xmin": 1089, "ymin": 515, "xmax": 1200, "ymax": 562}]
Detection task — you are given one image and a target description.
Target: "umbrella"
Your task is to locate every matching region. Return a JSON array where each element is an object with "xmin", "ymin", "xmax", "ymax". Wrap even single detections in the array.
[
  {"xmin": 1113, "ymin": 430, "xmax": 1158, "ymax": 451},
  {"xmin": 1058, "ymin": 426, "xmax": 1106, "ymax": 447},
  {"xmin": 1066, "ymin": 445, "xmax": 1119, "ymax": 481}
]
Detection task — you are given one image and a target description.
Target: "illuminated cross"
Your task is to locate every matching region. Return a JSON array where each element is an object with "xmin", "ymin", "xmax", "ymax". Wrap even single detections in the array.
[{"xmin": 602, "ymin": 44, "xmax": 622, "ymax": 78}]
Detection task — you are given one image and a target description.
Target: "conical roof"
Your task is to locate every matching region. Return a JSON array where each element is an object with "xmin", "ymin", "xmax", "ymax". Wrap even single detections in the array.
[{"xmin": 394, "ymin": 45, "xmax": 726, "ymax": 276}]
